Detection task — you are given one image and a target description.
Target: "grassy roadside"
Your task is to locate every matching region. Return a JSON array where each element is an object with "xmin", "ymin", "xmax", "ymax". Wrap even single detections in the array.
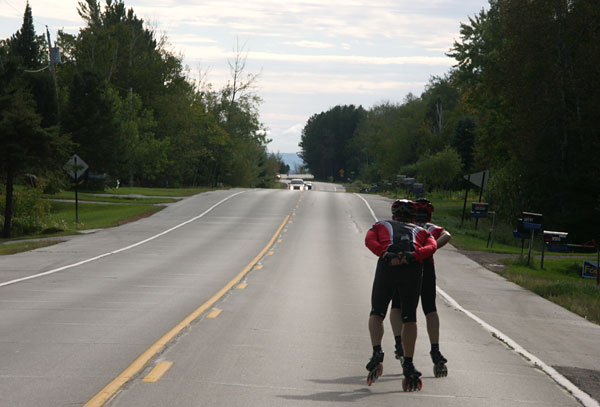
[
  {"xmin": 0, "ymin": 239, "xmax": 64, "ymax": 255},
  {"xmin": 497, "ymin": 257, "xmax": 600, "ymax": 324},
  {"xmin": 43, "ymin": 191, "xmax": 178, "ymax": 204},
  {"xmin": 352, "ymin": 187, "xmax": 600, "ymax": 324},
  {"xmin": 47, "ymin": 201, "xmax": 164, "ymax": 232},
  {"xmin": 428, "ymin": 193, "xmax": 600, "ymax": 324},
  {"xmin": 1, "ymin": 186, "xmax": 215, "ymax": 255}
]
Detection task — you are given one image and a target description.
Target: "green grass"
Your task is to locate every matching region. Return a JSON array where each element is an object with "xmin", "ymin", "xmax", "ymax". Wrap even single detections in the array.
[
  {"xmin": 47, "ymin": 201, "xmax": 163, "ymax": 232},
  {"xmin": 100, "ymin": 186, "xmax": 218, "ymax": 197},
  {"xmin": 2, "ymin": 186, "xmax": 220, "ymax": 251},
  {"xmin": 498, "ymin": 257, "xmax": 600, "ymax": 324},
  {"xmin": 44, "ymin": 191, "xmax": 177, "ymax": 204},
  {"xmin": 0, "ymin": 239, "xmax": 64, "ymax": 256},
  {"xmin": 354, "ymin": 187, "xmax": 600, "ymax": 323}
]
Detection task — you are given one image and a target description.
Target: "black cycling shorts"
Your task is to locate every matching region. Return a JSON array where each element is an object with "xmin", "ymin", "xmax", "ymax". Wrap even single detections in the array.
[
  {"xmin": 370, "ymin": 258, "xmax": 422, "ymax": 323},
  {"xmin": 392, "ymin": 260, "xmax": 436, "ymax": 315}
]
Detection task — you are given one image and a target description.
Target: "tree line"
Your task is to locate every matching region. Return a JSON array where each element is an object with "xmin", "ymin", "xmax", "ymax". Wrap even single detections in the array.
[
  {"xmin": 1, "ymin": 0, "xmax": 287, "ymax": 237},
  {"xmin": 300, "ymin": 0, "xmax": 600, "ymax": 241}
]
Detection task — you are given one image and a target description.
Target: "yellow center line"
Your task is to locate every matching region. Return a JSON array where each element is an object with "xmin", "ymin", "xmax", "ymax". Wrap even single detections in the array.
[
  {"xmin": 206, "ymin": 308, "xmax": 222, "ymax": 318},
  {"xmin": 84, "ymin": 214, "xmax": 291, "ymax": 407},
  {"xmin": 142, "ymin": 362, "xmax": 173, "ymax": 383}
]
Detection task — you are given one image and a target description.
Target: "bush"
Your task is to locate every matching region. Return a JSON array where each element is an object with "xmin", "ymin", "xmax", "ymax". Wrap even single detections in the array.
[
  {"xmin": 0, "ymin": 187, "xmax": 51, "ymax": 237},
  {"xmin": 415, "ymin": 147, "xmax": 462, "ymax": 189}
]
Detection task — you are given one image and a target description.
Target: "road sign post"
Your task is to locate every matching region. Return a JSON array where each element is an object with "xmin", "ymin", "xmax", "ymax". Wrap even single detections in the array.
[{"xmin": 64, "ymin": 154, "xmax": 88, "ymax": 224}]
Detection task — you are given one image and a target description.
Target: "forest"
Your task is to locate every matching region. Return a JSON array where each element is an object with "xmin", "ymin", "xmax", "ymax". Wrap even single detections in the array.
[
  {"xmin": 299, "ymin": 0, "xmax": 600, "ymax": 242},
  {"xmin": 1, "ymin": 0, "xmax": 287, "ymax": 237}
]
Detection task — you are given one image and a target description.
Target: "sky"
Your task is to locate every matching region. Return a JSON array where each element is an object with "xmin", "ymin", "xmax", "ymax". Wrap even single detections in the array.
[{"xmin": 0, "ymin": 0, "xmax": 490, "ymax": 154}]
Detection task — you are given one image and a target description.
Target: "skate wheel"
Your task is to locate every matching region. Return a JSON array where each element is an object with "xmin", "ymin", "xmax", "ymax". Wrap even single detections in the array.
[
  {"xmin": 417, "ymin": 379, "xmax": 422, "ymax": 391},
  {"xmin": 402, "ymin": 378, "xmax": 408, "ymax": 391},
  {"xmin": 433, "ymin": 363, "xmax": 448, "ymax": 378},
  {"xmin": 377, "ymin": 363, "xmax": 383, "ymax": 376}
]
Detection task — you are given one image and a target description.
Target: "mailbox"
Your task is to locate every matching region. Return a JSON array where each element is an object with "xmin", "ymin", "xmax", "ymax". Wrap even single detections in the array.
[
  {"xmin": 521, "ymin": 212, "xmax": 542, "ymax": 230},
  {"xmin": 471, "ymin": 202, "xmax": 489, "ymax": 218},
  {"xmin": 543, "ymin": 231, "xmax": 568, "ymax": 244},
  {"xmin": 543, "ymin": 230, "xmax": 569, "ymax": 252},
  {"xmin": 513, "ymin": 218, "xmax": 529, "ymax": 239}
]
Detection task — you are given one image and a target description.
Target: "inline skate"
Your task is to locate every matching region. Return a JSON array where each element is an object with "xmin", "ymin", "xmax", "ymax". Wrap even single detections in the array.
[
  {"xmin": 430, "ymin": 350, "xmax": 448, "ymax": 377},
  {"xmin": 401, "ymin": 360, "xmax": 422, "ymax": 391},
  {"xmin": 365, "ymin": 350, "xmax": 384, "ymax": 386}
]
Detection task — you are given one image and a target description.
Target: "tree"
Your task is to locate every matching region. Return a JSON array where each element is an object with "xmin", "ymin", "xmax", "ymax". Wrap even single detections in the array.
[
  {"xmin": 0, "ymin": 85, "xmax": 71, "ymax": 237},
  {"xmin": 415, "ymin": 147, "xmax": 462, "ymax": 190},
  {"xmin": 449, "ymin": 0, "xmax": 600, "ymax": 240},
  {"xmin": 0, "ymin": 4, "xmax": 71, "ymax": 238},
  {"xmin": 60, "ymin": 70, "xmax": 122, "ymax": 175},
  {"xmin": 299, "ymin": 105, "xmax": 365, "ymax": 180},
  {"xmin": 9, "ymin": 2, "xmax": 45, "ymax": 69}
]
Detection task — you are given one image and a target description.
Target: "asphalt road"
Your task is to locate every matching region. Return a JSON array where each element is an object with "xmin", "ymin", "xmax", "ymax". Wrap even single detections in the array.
[{"xmin": 0, "ymin": 187, "xmax": 598, "ymax": 407}]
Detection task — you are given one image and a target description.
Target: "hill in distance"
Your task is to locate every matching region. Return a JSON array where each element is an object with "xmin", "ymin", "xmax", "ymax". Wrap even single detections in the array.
[{"xmin": 278, "ymin": 153, "xmax": 305, "ymax": 172}]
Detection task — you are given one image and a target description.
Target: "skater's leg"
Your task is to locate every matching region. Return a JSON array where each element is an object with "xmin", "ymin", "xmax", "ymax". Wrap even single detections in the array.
[
  {"xmin": 401, "ymin": 321, "xmax": 417, "ymax": 357},
  {"xmin": 390, "ymin": 307, "xmax": 403, "ymax": 337},
  {"xmin": 368, "ymin": 315, "xmax": 384, "ymax": 347},
  {"xmin": 425, "ymin": 311, "xmax": 440, "ymax": 345},
  {"xmin": 390, "ymin": 291, "xmax": 404, "ymax": 359}
]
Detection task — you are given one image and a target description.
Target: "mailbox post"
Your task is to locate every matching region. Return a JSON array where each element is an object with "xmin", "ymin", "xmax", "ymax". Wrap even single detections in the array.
[
  {"xmin": 541, "ymin": 231, "xmax": 568, "ymax": 269},
  {"xmin": 471, "ymin": 202, "xmax": 488, "ymax": 229},
  {"xmin": 521, "ymin": 212, "xmax": 542, "ymax": 265}
]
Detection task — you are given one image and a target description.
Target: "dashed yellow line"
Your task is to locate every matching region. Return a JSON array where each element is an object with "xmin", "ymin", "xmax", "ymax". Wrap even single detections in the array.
[
  {"xmin": 206, "ymin": 308, "xmax": 222, "ymax": 318},
  {"xmin": 142, "ymin": 362, "xmax": 173, "ymax": 383},
  {"xmin": 84, "ymin": 214, "xmax": 290, "ymax": 407},
  {"xmin": 236, "ymin": 283, "xmax": 248, "ymax": 289},
  {"xmin": 254, "ymin": 264, "xmax": 263, "ymax": 270}
]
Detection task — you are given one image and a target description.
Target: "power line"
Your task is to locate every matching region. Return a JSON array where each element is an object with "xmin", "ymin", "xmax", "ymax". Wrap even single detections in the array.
[{"xmin": 0, "ymin": 0, "xmax": 21, "ymax": 13}]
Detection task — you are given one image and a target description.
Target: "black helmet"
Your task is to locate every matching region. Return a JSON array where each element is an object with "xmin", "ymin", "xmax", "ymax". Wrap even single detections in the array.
[
  {"xmin": 391, "ymin": 199, "xmax": 416, "ymax": 221},
  {"xmin": 415, "ymin": 198, "xmax": 434, "ymax": 223}
]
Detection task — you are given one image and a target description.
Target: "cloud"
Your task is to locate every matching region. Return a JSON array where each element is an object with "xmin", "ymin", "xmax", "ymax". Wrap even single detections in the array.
[
  {"xmin": 283, "ymin": 40, "xmax": 335, "ymax": 49},
  {"xmin": 282, "ymin": 123, "xmax": 304, "ymax": 135}
]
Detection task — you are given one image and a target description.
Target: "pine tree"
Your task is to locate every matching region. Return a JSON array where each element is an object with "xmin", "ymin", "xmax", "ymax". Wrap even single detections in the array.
[{"xmin": 10, "ymin": 2, "xmax": 44, "ymax": 69}]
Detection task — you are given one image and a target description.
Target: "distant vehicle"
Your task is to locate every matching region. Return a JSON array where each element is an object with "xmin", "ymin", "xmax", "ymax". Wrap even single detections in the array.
[
  {"xmin": 304, "ymin": 181, "xmax": 312, "ymax": 190},
  {"xmin": 288, "ymin": 178, "xmax": 306, "ymax": 190}
]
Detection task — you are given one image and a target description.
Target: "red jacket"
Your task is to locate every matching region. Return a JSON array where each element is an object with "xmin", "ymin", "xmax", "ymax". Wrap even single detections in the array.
[{"xmin": 365, "ymin": 220, "xmax": 437, "ymax": 262}]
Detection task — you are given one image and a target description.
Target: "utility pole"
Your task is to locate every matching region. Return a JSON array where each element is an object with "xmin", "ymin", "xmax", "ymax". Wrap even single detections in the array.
[{"xmin": 46, "ymin": 26, "xmax": 59, "ymax": 113}]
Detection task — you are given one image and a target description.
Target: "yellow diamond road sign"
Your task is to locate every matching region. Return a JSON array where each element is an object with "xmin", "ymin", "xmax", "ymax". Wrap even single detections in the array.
[{"xmin": 64, "ymin": 154, "xmax": 88, "ymax": 180}]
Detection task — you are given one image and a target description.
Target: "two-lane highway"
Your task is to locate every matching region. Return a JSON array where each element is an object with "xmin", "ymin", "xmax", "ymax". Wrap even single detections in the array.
[{"xmin": 1, "ymin": 188, "xmax": 598, "ymax": 406}]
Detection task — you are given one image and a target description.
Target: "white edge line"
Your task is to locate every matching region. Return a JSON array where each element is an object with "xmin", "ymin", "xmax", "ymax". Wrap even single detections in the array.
[
  {"xmin": 437, "ymin": 288, "xmax": 599, "ymax": 407},
  {"xmin": 355, "ymin": 193, "xmax": 598, "ymax": 407},
  {"xmin": 354, "ymin": 193, "xmax": 378, "ymax": 222},
  {"xmin": 0, "ymin": 190, "xmax": 247, "ymax": 289}
]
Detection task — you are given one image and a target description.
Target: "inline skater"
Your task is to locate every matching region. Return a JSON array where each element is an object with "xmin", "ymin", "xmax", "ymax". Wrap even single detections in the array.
[
  {"xmin": 364, "ymin": 199, "xmax": 437, "ymax": 391},
  {"xmin": 390, "ymin": 197, "xmax": 452, "ymax": 378}
]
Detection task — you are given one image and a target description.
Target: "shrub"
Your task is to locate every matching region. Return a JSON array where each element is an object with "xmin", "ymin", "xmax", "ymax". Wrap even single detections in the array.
[{"xmin": 0, "ymin": 187, "xmax": 51, "ymax": 237}]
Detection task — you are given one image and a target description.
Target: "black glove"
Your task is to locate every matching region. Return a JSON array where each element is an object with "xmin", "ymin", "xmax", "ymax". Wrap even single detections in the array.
[
  {"xmin": 399, "ymin": 251, "xmax": 416, "ymax": 263},
  {"xmin": 382, "ymin": 252, "xmax": 398, "ymax": 261}
]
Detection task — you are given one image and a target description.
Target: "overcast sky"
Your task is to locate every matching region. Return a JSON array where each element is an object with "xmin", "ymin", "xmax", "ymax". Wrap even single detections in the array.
[{"xmin": 1, "ymin": 0, "xmax": 489, "ymax": 154}]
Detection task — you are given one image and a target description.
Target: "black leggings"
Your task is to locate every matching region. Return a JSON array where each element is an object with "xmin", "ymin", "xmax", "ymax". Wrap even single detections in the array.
[
  {"xmin": 370, "ymin": 258, "xmax": 422, "ymax": 322},
  {"xmin": 392, "ymin": 260, "xmax": 436, "ymax": 315}
]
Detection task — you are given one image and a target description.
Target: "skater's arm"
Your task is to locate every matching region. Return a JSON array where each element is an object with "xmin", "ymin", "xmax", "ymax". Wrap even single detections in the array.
[
  {"xmin": 436, "ymin": 230, "xmax": 451, "ymax": 248},
  {"xmin": 412, "ymin": 232, "xmax": 437, "ymax": 261},
  {"xmin": 365, "ymin": 223, "xmax": 391, "ymax": 257}
]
